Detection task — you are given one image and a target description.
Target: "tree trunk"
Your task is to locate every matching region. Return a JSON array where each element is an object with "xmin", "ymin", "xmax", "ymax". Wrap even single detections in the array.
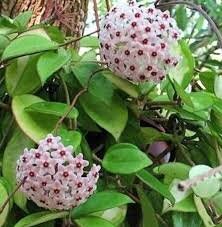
[{"xmin": 1, "ymin": 0, "xmax": 89, "ymax": 47}]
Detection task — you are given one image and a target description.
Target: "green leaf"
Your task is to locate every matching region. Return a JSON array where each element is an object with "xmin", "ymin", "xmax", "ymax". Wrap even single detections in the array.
[
  {"xmin": 13, "ymin": 11, "xmax": 32, "ymax": 30},
  {"xmin": 37, "ymin": 49, "xmax": 70, "ymax": 84},
  {"xmin": 0, "ymin": 16, "xmax": 17, "ymax": 35},
  {"xmin": 173, "ymin": 79, "xmax": 194, "ymax": 107},
  {"xmin": 14, "ymin": 211, "xmax": 68, "ymax": 227},
  {"xmin": 2, "ymin": 35, "xmax": 58, "ymax": 60},
  {"xmin": 141, "ymin": 127, "xmax": 173, "ymax": 144},
  {"xmin": 72, "ymin": 191, "xmax": 134, "ymax": 219},
  {"xmin": 102, "ymin": 143, "xmax": 152, "ymax": 174},
  {"xmin": 136, "ymin": 169, "xmax": 175, "ymax": 203},
  {"xmin": 189, "ymin": 165, "xmax": 220, "ymax": 198},
  {"xmin": 80, "ymin": 92, "xmax": 128, "ymax": 140},
  {"xmin": 75, "ymin": 216, "xmax": 115, "ymax": 227},
  {"xmin": 80, "ymin": 36, "xmax": 100, "ymax": 48},
  {"xmin": 199, "ymin": 71, "xmax": 215, "ymax": 93},
  {"xmin": 12, "ymin": 94, "xmax": 58, "ymax": 143},
  {"xmin": 2, "ymin": 128, "xmax": 34, "ymax": 212},
  {"xmin": 0, "ymin": 35, "xmax": 10, "ymax": 54},
  {"xmin": 0, "ymin": 180, "xmax": 9, "ymax": 227},
  {"xmin": 153, "ymin": 162, "xmax": 191, "ymax": 184},
  {"xmin": 214, "ymin": 75, "xmax": 222, "ymax": 99},
  {"xmin": 136, "ymin": 186, "xmax": 159, "ymax": 227},
  {"xmin": 194, "ymin": 195, "xmax": 215, "ymax": 227},
  {"xmin": 170, "ymin": 41, "xmax": 195, "ymax": 89},
  {"xmin": 92, "ymin": 206, "xmax": 127, "ymax": 226},
  {"xmin": 162, "ymin": 180, "xmax": 196, "ymax": 213},
  {"xmin": 172, "ymin": 212, "xmax": 203, "ymax": 227},
  {"xmin": 25, "ymin": 101, "xmax": 78, "ymax": 119},
  {"xmin": 5, "ymin": 55, "xmax": 41, "ymax": 96},
  {"xmin": 58, "ymin": 128, "xmax": 82, "ymax": 150},
  {"xmin": 175, "ymin": 6, "xmax": 188, "ymax": 30},
  {"xmin": 103, "ymin": 71, "xmax": 139, "ymax": 98}
]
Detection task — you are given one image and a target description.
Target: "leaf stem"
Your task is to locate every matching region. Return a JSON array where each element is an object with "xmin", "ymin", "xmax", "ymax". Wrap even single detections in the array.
[
  {"xmin": 0, "ymin": 177, "xmax": 27, "ymax": 214},
  {"xmin": 156, "ymin": 1, "xmax": 222, "ymax": 49}
]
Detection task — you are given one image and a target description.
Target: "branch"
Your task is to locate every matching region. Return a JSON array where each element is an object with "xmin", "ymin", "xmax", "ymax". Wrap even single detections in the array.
[
  {"xmin": 53, "ymin": 69, "xmax": 105, "ymax": 133},
  {"xmin": 59, "ymin": 30, "xmax": 99, "ymax": 47},
  {"xmin": 178, "ymin": 164, "xmax": 222, "ymax": 192},
  {"xmin": 0, "ymin": 177, "xmax": 27, "ymax": 214},
  {"xmin": 156, "ymin": 1, "xmax": 222, "ymax": 49},
  {"xmin": 93, "ymin": 0, "xmax": 100, "ymax": 33},
  {"xmin": 105, "ymin": 0, "xmax": 111, "ymax": 11}
]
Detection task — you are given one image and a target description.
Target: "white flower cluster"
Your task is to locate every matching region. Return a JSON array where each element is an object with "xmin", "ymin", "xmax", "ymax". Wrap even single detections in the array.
[
  {"xmin": 16, "ymin": 134, "xmax": 100, "ymax": 210},
  {"xmin": 99, "ymin": 1, "xmax": 182, "ymax": 83}
]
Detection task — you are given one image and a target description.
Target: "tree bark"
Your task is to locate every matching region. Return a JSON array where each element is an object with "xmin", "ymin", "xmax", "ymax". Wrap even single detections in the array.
[{"xmin": 1, "ymin": 0, "xmax": 89, "ymax": 47}]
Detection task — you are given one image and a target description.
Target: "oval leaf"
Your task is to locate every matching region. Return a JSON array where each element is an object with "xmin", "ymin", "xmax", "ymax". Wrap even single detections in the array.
[
  {"xmin": 136, "ymin": 169, "xmax": 175, "ymax": 204},
  {"xmin": 37, "ymin": 49, "xmax": 70, "ymax": 84},
  {"xmin": 12, "ymin": 94, "xmax": 58, "ymax": 143},
  {"xmin": 75, "ymin": 216, "xmax": 114, "ymax": 227},
  {"xmin": 0, "ymin": 181, "xmax": 9, "ymax": 227},
  {"xmin": 136, "ymin": 186, "xmax": 159, "ymax": 227},
  {"xmin": 80, "ymin": 93, "xmax": 128, "ymax": 141},
  {"xmin": 14, "ymin": 211, "xmax": 68, "ymax": 227},
  {"xmin": 5, "ymin": 55, "xmax": 41, "ymax": 96},
  {"xmin": 102, "ymin": 143, "xmax": 152, "ymax": 174},
  {"xmin": 72, "ymin": 191, "xmax": 133, "ymax": 219},
  {"xmin": 2, "ymin": 128, "xmax": 34, "ymax": 211},
  {"xmin": 103, "ymin": 71, "xmax": 139, "ymax": 98},
  {"xmin": 25, "ymin": 101, "xmax": 78, "ymax": 120},
  {"xmin": 2, "ymin": 35, "xmax": 57, "ymax": 60}
]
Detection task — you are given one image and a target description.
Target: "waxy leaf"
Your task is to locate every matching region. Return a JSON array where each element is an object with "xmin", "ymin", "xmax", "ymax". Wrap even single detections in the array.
[
  {"xmin": 75, "ymin": 216, "xmax": 114, "ymax": 227},
  {"xmin": 102, "ymin": 143, "xmax": 152, "ymax": 174},
  {"xmin": 72, "ymin": 191, "xmax": 133, "ymax": 218},
  {"xmin": 0, "ymin": 180, "xmax": 9, "ymax": 227},
  {"xmin": 2, "ymin": 35, "xmax": 58, "ymax": 60}
]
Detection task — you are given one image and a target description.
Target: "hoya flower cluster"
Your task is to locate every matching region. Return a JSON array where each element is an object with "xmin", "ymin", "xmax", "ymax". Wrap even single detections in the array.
[
  {"xmin": 99, "ymin": 1, "xmax": 182, "ymax": 83},
  {"xmin": 16, "ymin": 134, "xmax": 100, "ymax": 210}
]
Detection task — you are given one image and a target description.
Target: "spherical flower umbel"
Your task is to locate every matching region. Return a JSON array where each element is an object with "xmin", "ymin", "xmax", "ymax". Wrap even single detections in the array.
[
  {"xmin": 99, "ymin": 1, "xmax": 182, "ymax": 83},
  {"xmin": 16, "ymin": 134, "xmax": 100, "ymax": 210}
]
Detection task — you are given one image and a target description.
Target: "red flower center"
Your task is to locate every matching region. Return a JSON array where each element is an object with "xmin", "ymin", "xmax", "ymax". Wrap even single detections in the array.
[
  {"xmin": 139, "ymin": 75, "xmax": 146, "ymax": 80},
  {"xmin": 54, "ymin": 189, "xmax": 60, "ymax": 194},
  {"xmin": 130, "ymin": 66, "xmax": 135, "ymax": 71},
  {"xmin": 152, "ymin": 52, "xmax": 157, "ymax": 57},
  {"xmin": 125, "ymin": 50, "xmax": 130, "ymax": 55},
  {"xmin": 116, "ymin": 31, "xmax": 120, "ymax": 37},
  {"xmin": 63, "ymin": 172, "xmax": 69, "ymax": 177},
  {"xmin": 131, "ymin": 34, "xmax": 136, "ymax": 39},
  {"xmin": 115, "ymin": 58, "xmax": 120, "ymax": 64},
  {"xmin": 29, "ymin": 171, "xmax": 35, "ymax": 177},
  {"xmin": 77, "ymin": 182, "xmax": 82, "ymax": 188},
  {"xmin": 131, "ymin": 22, "xmax": 137, "ymax": 27},
  {"xmin": 47, "ymin": 138, "xmax": 52, "ymax": 143},
  {"xmin": 76, "ymin": 162, "xmax": 82, "ymax": 168},
  {"xmin": 147, "ymin": 66, "xmax": 152, "ymax": 71},
  {"xmin": 43, "ymin": 162, "xmax": 49, "ymax": 168},
  {"xmin": 35, "ymin": 153, "xmax": 41, "ymax": 158},
  {"xmin": 151, "ymin": 72, "xmax": 157, "ymax": 76},
  {"xmin": 145, "ymin": 27, "xmax": 151, "ymax": 32},
  {"xmin": 135, "ymin": 13, "xmax": 141, "ymax": 18},
  {"xmin": 143, "ymin": 39, "xmax": 148, "ymax": 44},
  {"xmin": 60, "ymin": 150, "xmax": 66, "ymax": 156}
]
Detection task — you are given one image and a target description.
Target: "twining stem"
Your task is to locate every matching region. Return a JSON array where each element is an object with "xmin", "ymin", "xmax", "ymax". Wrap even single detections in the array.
[
  {"xmin": 0, "ymin": 177, "xmax": 27, "ymax": 214},
  {"xmin": 156, "ymin": 1, "xmax": 222, "ymax": 49},
  {"xmin": 178, "ymin": 164, "xmax": 222, "ymax": 192},
  {"xmin": 0, "ymin": 102, "xmax": 10, "ymax": 111},
  {"xmin": 59, "ymin": 30, "xmax": 99, "ymax": 47},
  {"xmin": 53, "ymin": 69, "xmax": 105, "ymax": 133},
  {"xmin": 105, "ymin": 0, "xmax": 111, "ymax": 11},
  {"xmin": 53, "ymin": 88, "xmax": 87, "ymax": 133},
  {"xmin": 93, "ymin": 0, "xmax": 100, "ymax": 34},
  {"xmin": 60, "ymin": 76, "xmax": 72, "ymax": 129}
]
